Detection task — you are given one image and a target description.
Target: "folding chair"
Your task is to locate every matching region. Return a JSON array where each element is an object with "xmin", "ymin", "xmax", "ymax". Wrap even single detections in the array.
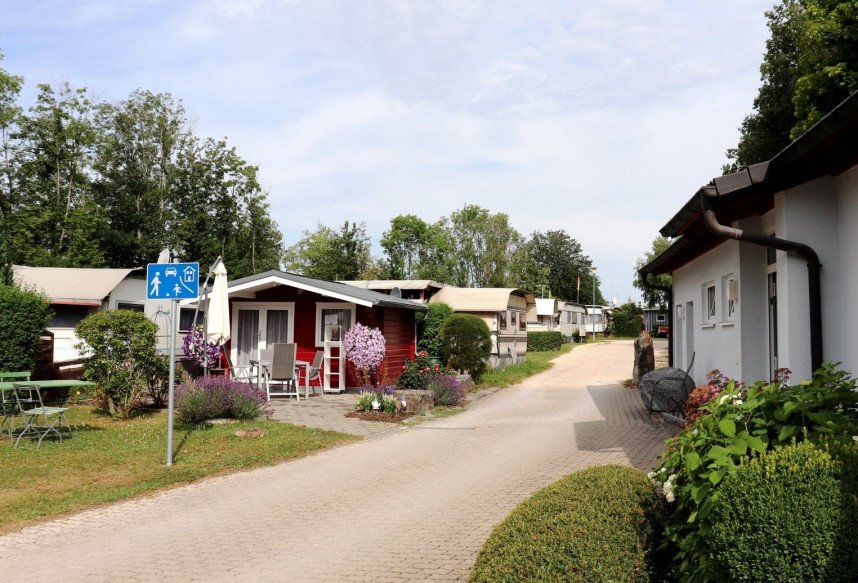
[
  {"xmin": 305, "ymin": 350, "xmax": 324, "ymax": 397},
  {"xmin": 268, "ymin": 343, "xmax": 299, "ymax": 401},
  {"xmin": 12, "ymin": 383, "xmax": 71, "ymax": 448},
  {"xmin": 0, "ymin": 387, "xmax": 18, "ymax": 440}
]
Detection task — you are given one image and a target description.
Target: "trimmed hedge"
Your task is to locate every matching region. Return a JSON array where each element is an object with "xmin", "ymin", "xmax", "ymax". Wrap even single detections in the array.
[
  {"xmin": 0, "ymin": 284, "xmax": 53, "ymax": 372},
  {"xmin": 470, "ymin": 465, "xmax": 664, "ymax": 583},
  {"xmin": 611, "ymin": 302, "xmax": 643, "ymax": 337},
  {"xmin": 708, "ymin": 440, "xmax": 858, "ymax": 583},
  {"xmin": 527, "ymin": 331, "xmax": 564, "ymax": 352}
]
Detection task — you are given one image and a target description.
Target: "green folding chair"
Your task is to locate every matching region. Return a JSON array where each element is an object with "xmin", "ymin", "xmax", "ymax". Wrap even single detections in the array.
[
  {"xmin": 0, "ymin": 386, "xmax": 17, "ymax": 440},
  {"xmin": 12, "ymin": 383, "xmax": 71, "ymax": 448}
]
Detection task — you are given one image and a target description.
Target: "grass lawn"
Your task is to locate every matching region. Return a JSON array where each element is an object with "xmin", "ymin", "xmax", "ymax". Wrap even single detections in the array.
[
  {"xmin": 0, "ymin": 406, "xmax": 357, "ymax": 534},
  {"xmin": 476, "ymin": 343, "xmax": 574, "ymax": 389}
]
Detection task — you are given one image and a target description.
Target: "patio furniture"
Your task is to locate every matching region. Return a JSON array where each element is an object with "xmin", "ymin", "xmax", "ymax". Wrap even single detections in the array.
[
  {"xmin": 213, "ymin": 351, "xmax": 254, "ymax": 382},
  {"xmin": 306, "ymin": 351, "xmax": 324, "ymax": 396},
  {"xmin": 0, "ymin": 371, "xmax": 31, "ymax": 382},
  {"xmin": 11, "ymin": 383, "xmax": 72, "ymax": 448},
  {"xmin": 640, "ymin": 352, "xmax": 696, "ymax": 418},
  {"xmin": 0, "ymin": 386, "xmax": 17, "ymax": 440},
  {"xmin": 268, "ymin": 343, "xmax": 299, "ymax": 401}
]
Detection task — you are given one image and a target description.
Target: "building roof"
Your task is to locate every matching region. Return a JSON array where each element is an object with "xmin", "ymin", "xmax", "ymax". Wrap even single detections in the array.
[
  {"xmin": 429, "ymin": 287, "xmax": 535, "ymax": 312},
  {"xmin": 224, "ymin": 270, "xmax": 427, "ymax": 311},
  {"xmin": 642, "ymin": 90, "xmax": 858, "ymax": 276},
  {"xmin": 13, "ymin": 265, "xmax": 141, "ymax": 306},
  {"xmin": 339, "ymin": 279, "xmax": 447, "ymax": 291}
]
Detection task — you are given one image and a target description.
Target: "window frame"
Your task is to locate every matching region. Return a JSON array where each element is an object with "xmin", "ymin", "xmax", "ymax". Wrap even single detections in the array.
[
  {"xmin": 116, "ymin": 301, "xmax": 144, "ymax": 313},
  {"xmin": 703, "ymin": 282, "xmax": 716, "ymax": 323},
  {"xmin": 721, "ymin": 273, "xmax": 737, "ymax": 322},
  {"xmin": 315, "ymin": 302, "xmax": 356, "ymax": 347}
]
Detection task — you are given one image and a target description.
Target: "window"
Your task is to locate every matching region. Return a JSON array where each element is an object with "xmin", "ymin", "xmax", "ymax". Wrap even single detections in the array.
[
  {"xmin": 498, "ymin": 311, "xmax": 508, "ymax": 331},
  {"xmin": 179, "ymin": 308, "xmax": 204, "ymax": 332},
  {"xmin": 49, "ymin": 305, "xmax": 91, "ymax": 328},
  {"xmin": 510, "ymin": 311, "xmax": 518, "ymax": 331},
  {"xmin": 116, "ymin": 302, "xmax": 144, "ymax": 313},
  {"xmin": 704, "ymin": 283, "xmax": 716, "ymax": 322},
  {"xmin": 519, "ymin": 312, "xmax": 526, "ymax": 331},
  {"xmin": 315, "ymin": 302, "xmax": 355, "ymax": 346},
  {"xmin": 721, "ymin": 273, "xmax": 737, "ymax": 322},
  {"xmin": 656, "ymin": 313, "xmax": 667, "ymax": 324}
]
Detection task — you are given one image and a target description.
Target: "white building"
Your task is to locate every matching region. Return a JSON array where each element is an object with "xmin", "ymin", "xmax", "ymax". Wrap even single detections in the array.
[{"xmin": 640, "ymin": 91, "xmax": 858, "ymax": 384}]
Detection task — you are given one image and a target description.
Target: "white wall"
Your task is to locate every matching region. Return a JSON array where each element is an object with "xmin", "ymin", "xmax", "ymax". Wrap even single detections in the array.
[{"xmin": 835, "ymin": 165, "xmax": 858, "ymax": 377}]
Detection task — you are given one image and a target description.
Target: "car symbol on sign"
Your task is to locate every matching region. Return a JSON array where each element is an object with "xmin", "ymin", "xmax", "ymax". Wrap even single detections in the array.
[{"xmin": 165, "ymin": 267, "xmax": 177, "ymax": 277}]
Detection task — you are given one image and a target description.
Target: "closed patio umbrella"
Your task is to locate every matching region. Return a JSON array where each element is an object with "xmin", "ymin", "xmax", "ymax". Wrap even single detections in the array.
[{"xmin": 206, "ymin": 259, "xmax": 230, "ymax": 346}]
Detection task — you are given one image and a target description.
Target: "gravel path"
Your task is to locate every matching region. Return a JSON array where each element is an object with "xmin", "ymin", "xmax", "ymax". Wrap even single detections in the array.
[{"xmin": 0, "ymin": 340, "xmax": 674, "ymax": 582}]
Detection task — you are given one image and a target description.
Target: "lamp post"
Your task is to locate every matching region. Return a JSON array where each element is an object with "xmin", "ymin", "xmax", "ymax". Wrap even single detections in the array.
[{"xmin": 591, "ymin": 267, "xmax": 597, "ymax": 342}]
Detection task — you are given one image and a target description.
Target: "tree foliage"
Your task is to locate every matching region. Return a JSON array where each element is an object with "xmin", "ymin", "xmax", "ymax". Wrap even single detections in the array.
[
  {"xmin": 0, "ymin": 283, "xmax": 52, "ymax": 372},
  {"xmin": 511, "ymin": 229, "xmax": 602, "ymax": 303},
  {"xmin": 634, "ymin": 236, "xmax": 672, "ymax": 309},
  {"xmin": 726, "ymin": 0, "xmax": 858, "ymax": 170},
  {"xmin": 284, "ymin": 221, "xmax": 373, "ymax": 281}
]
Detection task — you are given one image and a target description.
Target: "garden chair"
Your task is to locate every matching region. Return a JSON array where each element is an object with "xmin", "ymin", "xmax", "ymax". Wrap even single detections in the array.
[
  {"xmin": 268, "ymin": 343, "xmax": 299, "ymax": 401},
  {"xmin": 11, "ymin": 383, "xmax": 71, "ymax": 448},
  {"xmin": 305, "ymin": 350, "xmax": 324, "ymax": 396},
  {"xmin": 213, "ymin": 351, "xmax": 254, "ymax": 382},
  {"xmin": 0, "ymin": 387, "xmax": 18, "ymax": 440},
  {"xmin": 640, "ymin": 352, "xmax": 696, "ymax": 418}
]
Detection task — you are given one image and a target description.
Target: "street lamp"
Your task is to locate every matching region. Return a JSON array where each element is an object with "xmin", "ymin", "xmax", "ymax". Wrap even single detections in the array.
[{"xmin": 591, "ymin": 266, "xmax": 597, "ymax": 342}]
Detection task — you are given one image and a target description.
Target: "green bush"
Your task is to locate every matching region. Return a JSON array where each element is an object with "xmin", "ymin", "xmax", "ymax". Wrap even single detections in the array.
[
  {"xmin": 611, "ymin": 302, "xmax": 643, "ymax": 337},
  {"xmin": 75, "ymin": 310, "xmax": 162, "ymax": 418},
  {"xmin": 0, "ymin": 284, "xmax": 53, "ymax": 372},
  {"xmin": 527, "ymin": 331, "xmax": 563, "ymax": 352},
  {"xmin": 471, "ymin": 465, "xmax": 664, "ymax": 583},
  {"xmin": 417, "ymin": 302, "xmax": 454, "ymax": 356},
  {"xmin": 652, "ymin": 363, "xmax": 858, "ymax": 581},
  {"xmin": 440, "ymin": 314, "xmax": 491, "ymax": 380},
  {"xmin": 708, "ymin": 440, "xmax": 848, "ymax": 582}
]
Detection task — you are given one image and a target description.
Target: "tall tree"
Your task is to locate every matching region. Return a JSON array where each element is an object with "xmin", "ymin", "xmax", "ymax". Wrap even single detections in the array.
[
  {"xmin": 511, "ymin": 229, "xmax": 602, "ymax": 302},
  {"xmin": 284, "ymin": 221, "xmax": 372, "ymax": 281},
  {"xmin": 633, "ymin": 236, "xmax": 673, "ymax": 308},
  {"xmin": 726, "ymin": 0, "xmax": 858, "ymax": 170},
  {"xmin": 380, "ymin": 214, "xmax": 453, "ymax": 281},
  {"xmin": 227, "ymin": 186, "xmax": 283, "ymax": 279},
  {"xmin": 444, "ymin": 205, "xmax": 521, "ymax": 287},
  {"xmin": 0, "ymin": 51, "xmax": 23, "ymax": 218}
]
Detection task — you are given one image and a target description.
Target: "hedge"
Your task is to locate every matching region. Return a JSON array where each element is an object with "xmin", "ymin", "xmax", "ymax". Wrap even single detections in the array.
[
  {"xmin": 417, "ymin": 302, "xmax": 454, "ymax": 356},
  {"xmin": 527, "ymin": 331, "xmax": 564, "ymax": 352},
  {"xmin": 0, "ymin": 284, "xmax": 53, "ymax": 372},
  {"xmin": 708, "ymin": 440, "xmax": 858, "ymax": 583},
  {"xmin": 470, "ymin": 465, "xmax": 664, "ymax": 583}
]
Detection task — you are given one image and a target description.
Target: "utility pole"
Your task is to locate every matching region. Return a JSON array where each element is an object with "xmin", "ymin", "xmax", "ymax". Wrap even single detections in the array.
[{"xmin": 592, "ymin": 267, "xmax": 597, "ymax": 342}]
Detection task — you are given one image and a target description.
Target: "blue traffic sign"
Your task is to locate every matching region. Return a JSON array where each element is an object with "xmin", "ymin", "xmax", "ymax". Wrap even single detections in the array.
[{"xmin": 146, "ymin": 263, "xmax": 199, "ymax": 300}]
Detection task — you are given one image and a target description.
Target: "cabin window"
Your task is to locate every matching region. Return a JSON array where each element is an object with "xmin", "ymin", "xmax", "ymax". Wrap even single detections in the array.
[
  {"xmin": 179, "ymin": 308, "xmax": 204, "ymax": 332},
  {"xmin": 519, "ymin": 312, "xmax": 527, "ymax": 331},
  {"xmin": 498, "ymin": 311, "xmax": 508, "ymax": 331},
  {"xmin": 510, "ymin": 311, "xmax": 518, "ymax": 331},
  {"xmin": 703, "ymin": 282, "xmax": 716, "ymax": 323},
  {"xmin": 116, "ymin": 302, "xmax": 144, "ymax": 313},
  {"xmin": 316, "ymin": 302, "xmax": 355, "ymax": 346}
]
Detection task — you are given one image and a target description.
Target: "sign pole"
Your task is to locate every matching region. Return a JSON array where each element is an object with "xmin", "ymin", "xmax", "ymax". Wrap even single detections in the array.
[{"xmin": 167, "ymin": 297, "xmax": 177, "ymax": 466}]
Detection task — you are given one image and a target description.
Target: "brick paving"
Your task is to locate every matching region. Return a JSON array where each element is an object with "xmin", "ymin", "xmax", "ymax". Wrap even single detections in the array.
[
  {"xmin": 268, "ymin": 392, "xmax": 407, "ymax": 438},
  {"xmin": 0, "ymin": 340, "xmax": 675, "ymax": 582}
]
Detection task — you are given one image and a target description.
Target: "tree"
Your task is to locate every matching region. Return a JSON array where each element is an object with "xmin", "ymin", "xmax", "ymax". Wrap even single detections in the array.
[
  {"xmin": 0, "ymin": 283, "xmax": 52, "ymax": 371},
  {"xmin": 610, "ymin": 302, "xmax": 643, "ymax": 337},
  {"xmin": 633, "ymin": 236, "xmax": 672, "ymax": 308},
  {"xmin": 511, "ymin": 229, "xmax": 603, "ymax": 303},
  {"xmin": 726, "ymin": 0, "xmax": 858, "ymax": 170},
  {"xmin": 284, "ymin": 221, "xmax": 372, "ymax": 281},
  {"xmin": 444, "ymin": 205, "xmax": 521, "ymax": 287},
  {"xmin": 0, "ymin": 51, "xmax": 23, "ymax": 218}
]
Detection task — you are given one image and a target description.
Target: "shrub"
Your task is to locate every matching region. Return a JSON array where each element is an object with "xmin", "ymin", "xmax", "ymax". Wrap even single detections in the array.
[
  {"xmin": 0, "ymin": 283, "xmax": 52, "ymax": 372},
  {"xmin": 396, "ymin": 352, "xmax": 442, "ymax": 390},
  {"xmin": 470, "ymin": 465, "xmax": 664, "ymax": 583},
  {"xmin": 426, "ymin": 373, "xmax": 464, "ymax": 406},
  {"xmin": 354, "ymin": 390, "xmax": 398, "ymax": 413},
  {"xmin": 527, "ymin": 331, "xmax": 563, "ymax": 352},
  {"xmin": 707, "ymin": 441, "xmax": 844, "ymax": 582},
  {"xmin": 652, "ymin": 363, "xmax": 858, "ymax": 581},
  {"xmin": 344, "ymin": 323, "xmax": 386, "ymax": 386},
  {"xmin": 175, "ymin": 375, "xmax": 268, "ymax": 423},
  {"xmin": 610, "ymin": 302, "xmax": 643, "ymax": 337},
  {"xmin": 441, "ymin": 314, "xmax": 491, "ymax": 380},
  {"xmin": 182, "ymin": 326, "xmax": 222, "ymax": 368},
  {"xmin": 75, "ymin": 310, "xmax": 162, "ymax": 418},
  {"xmin": 683, "ymin": 369, "xmax": 735, "ymax": 424},
  {"xmin": 417, "ymin": 302, "xmax": 454, "ymax": 356}
]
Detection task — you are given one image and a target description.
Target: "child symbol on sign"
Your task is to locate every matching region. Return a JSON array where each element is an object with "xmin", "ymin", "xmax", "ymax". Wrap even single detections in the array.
[{"xmin": 173, "ymin": 283, "xmax": 182, "ymax": 296}]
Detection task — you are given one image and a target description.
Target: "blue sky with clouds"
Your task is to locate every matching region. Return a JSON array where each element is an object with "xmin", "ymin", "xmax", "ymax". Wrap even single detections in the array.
[{"xmin": 1, "ymin": 0, "xmax": 775, "ymax": 302}]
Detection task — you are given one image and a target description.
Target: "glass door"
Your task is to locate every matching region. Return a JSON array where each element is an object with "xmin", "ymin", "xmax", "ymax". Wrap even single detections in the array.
[
  {"xmin": 232, "ymin": 303, "xmax": 295, "ymax": 366},
  {"xmin": 236, "ymin": 309, "xmax": 260, "ymax": 366}
]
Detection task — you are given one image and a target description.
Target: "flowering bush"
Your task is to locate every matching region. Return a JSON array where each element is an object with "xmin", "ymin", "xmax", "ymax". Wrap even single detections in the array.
[
  {"xmin": 426, "ymin": 373, "xmax": 465, "ymax": 406},
  {"xmin": 683, "ymin": 369, "xmax": 738, "ymax": 424},
  {"xmin": 652, "ymin": 363, "xmax": 858, "ymax": 581},
  {"xmin": 344, "ymin": 323, "xmax": 386, "ymax": 386},
  {"xmin": 176, "ymin": 375, "xmax": 269, "ymax": 423},
  {"xmin": 396, "ymin": 352, "xmax": 443, "ymax": 390},
  {"xmin": 182, "ymin": 327, "xmax": 222, "ymax": 368}
]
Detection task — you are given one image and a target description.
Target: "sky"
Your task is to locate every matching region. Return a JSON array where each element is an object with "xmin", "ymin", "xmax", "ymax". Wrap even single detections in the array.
[{"xmin": 1, "ymin": 0, "xmax": 775, "ymax": 303}]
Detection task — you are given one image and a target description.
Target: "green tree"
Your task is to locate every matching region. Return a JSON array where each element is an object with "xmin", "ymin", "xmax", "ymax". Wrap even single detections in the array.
[
  {"xmin": 417, "ymin": 302, "xmax": 454, "ymax": 356},
  {"xmin": 441, "ymin": 313, "xmax": 492, "ymax": 379},
  {"xmin": 0, "ymin": 283, "xmax": 52, "ymax": 371},
  {"xmin": 610, "ymin": 302, "xmax": 643, "ymax": 337},
  {"xmin": 511, "ymin": 230, "xmax": 602, "ymax": 302},
  {"xmin": 634, "ymin": 236, "xmax": 672, "ymax": 308},
  {"xmin": 284, "ymin": 221, "xmax": 372, "ymax": 281},
  {"xmin": 444, "ymin": 205, "xmax": 521, "ymax": 287},
  {"xmin": 0, "ymin": 51, "xmax": 23, "ymax": 218},
  {"xmin": 227, "ymin": 187, "xmax": 283, "ymax": 278}
]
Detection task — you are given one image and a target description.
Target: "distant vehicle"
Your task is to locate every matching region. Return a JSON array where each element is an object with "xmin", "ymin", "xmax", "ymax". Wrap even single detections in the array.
[{"xmin": 164, "ymin": 267, "xmax": 177, "ymax": 277}]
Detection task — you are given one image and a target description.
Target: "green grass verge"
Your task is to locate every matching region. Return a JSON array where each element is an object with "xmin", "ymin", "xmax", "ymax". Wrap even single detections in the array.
[
  {"xmin": 470, "ymin": 465, "xmax": 665, "ymax": 583},
  {"xmin": 475, "ymin": 343, "xmax": 573, "ymax": 389},
  {"xmin": 0, "ymin": 406, "xmax": 357, "ymax": 533}
]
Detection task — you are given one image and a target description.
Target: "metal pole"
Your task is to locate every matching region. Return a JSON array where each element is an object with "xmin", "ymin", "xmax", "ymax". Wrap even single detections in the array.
[
  {"xmin": 592, "ymin": 271, "xmax": 596, "ymax": 342},
  {"xmin": 167, "ymin": 297, "xmax": 177, "ymax": 466}
]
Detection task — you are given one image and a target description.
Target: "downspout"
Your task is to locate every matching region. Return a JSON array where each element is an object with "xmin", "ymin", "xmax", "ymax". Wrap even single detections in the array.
[
  {"xmin": 638, "ymin": 270, "xmax": 673, "ymax": 367},
  {"xmin": 699, "ymin": 191, "xmax": 823, "ymax": 371}
]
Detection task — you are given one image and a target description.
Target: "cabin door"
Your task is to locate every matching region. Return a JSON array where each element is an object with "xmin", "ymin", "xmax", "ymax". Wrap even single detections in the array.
[{"xmin": 232, "ymin": 303, "xmax": 295, "ymax": 366}]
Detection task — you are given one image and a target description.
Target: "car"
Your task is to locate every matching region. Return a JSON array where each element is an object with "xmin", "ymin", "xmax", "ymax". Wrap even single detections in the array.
[{"xmin": 164, "ymin": 267, "xmax": 177, "ymax": 277}]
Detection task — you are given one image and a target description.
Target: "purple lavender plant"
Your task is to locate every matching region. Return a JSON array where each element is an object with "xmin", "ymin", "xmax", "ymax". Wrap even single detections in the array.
[
  {"xmin": 176, "ymin": 376, "xmax": 270, "ymax": 423},
  {"xmin": 426, "ymin": 373, "xmax": 465, "ymax": 406}
]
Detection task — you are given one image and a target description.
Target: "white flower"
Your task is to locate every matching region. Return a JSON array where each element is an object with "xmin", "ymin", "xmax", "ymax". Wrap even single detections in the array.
[
  {"xmin": 664, "ymin": 490, "xmax": 676, "ymax": 503},
  {"xmin": 853, "ymin": 435, "xmax": 858, "ymax": 442},
  {"xmin": 719, "ymin": 394, "xmax": 731, "ymax": 405},
  {"xmin": 692, "ymin": 428, "xmax": 699, "ymax": 436},
  {"xmin": 647, "ymin": 471, "xmax": 656, "ymax": 480},
  {"xmin": 734, "ymin": 399, "xmax": 743, "ymax": 405}
]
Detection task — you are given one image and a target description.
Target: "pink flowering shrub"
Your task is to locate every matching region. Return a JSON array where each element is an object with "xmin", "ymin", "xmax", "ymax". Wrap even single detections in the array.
[
  {"xmin": 344, "ymin": 323, "xmax": 386, "ymax": 387},
  {"xmin": 684, "ymin": 369, "xmax": 738, "ymax": 424}
]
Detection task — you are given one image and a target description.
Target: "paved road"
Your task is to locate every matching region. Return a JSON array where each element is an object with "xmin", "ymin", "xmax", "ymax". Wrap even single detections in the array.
[{"xmin": 0, "ymin": 341, "xmax": 674, "ymax": 582}]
